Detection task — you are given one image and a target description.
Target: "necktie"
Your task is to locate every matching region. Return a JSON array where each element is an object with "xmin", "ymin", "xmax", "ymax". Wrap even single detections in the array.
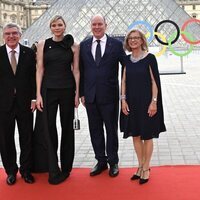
[
  {"xmin": 95, "ymin": 40, "xmax": 101, "ymax": 66},
  {"xmin": 10, "ymin": 50, "xmax": 17, "ymax": 74}
]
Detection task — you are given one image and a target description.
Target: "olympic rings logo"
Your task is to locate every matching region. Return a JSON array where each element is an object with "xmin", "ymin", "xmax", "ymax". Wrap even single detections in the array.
[{"xmin": 128, "ymin": 19, "xmax": 200, "ymax": 57}]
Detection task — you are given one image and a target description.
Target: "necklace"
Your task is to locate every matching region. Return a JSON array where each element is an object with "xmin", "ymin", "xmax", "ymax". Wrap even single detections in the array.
[{"xmin": 130, "ymin": 52, "xmax": 145, "ymax": 63}]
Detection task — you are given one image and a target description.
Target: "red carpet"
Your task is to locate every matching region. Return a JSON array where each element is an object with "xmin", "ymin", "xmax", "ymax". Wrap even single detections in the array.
[{"xmin": 0, "ymin": 166, "xmax": 200, "ymax": 200}]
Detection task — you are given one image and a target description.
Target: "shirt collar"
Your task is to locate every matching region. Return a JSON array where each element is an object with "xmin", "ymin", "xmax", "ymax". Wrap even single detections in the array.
[
  {"xmin": 6, "ymin": 44, "xmax": 20, "ymax": 54},
  {"xmin": 92, "ymin": 34, "xmax": 107, "ymax": 43}
]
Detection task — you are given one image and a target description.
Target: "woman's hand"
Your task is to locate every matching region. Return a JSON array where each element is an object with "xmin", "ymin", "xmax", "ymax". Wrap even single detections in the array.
[
  {"xmin": 75, "ymin": 93, "xmax": 80, "ymax": 108},
  {"xmin": 36, "ymin": 95, "xmax": 43, "ymax": 112},
  {"xmin": 81, "ymin": 96, "xmax": 85, "ymax": 107},
  {"xmin": 30, "ymin": 101, "xmax": 36, "ymax": 112},
  {"xmin": 148, "ymin": 102, "xmax": 157, "ymax": 117},
  {"xmin": 121, "ymin": 100, "xmax": 130, "ymax": 115}
]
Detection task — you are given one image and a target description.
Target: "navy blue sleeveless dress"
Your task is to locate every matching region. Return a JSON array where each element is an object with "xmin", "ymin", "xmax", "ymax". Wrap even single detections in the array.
[{"xmin": 120, "ymin": 53, "xmax": 166, "ymax": 140}]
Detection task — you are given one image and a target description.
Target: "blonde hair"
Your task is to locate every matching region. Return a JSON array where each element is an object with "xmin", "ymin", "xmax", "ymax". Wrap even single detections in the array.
[
  {"xmin": 124, "ymin": 29, "xmax": 148, "ymax": 52},
  {"xmin": 49, "ymin": 15, "xmax": 66, "ymax": 28}
]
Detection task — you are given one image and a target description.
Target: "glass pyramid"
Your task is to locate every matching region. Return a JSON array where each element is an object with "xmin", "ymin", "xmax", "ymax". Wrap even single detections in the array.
[{"xmin": 22, "ymin": 0, "xmax": 200, "ymax": 48}]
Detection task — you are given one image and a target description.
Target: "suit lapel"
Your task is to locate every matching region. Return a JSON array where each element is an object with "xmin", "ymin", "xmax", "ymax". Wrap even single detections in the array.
[
  {"xmin": 86, "ymin": 38, "xmax": 94, "ymax": 62},
  {"xmin": 1, "ymin": 44, "xmax": 26, "ymax": 76},
  {"xmin": 16, "ymin": 44, "xmax": 26, "ymax": 75},
  {"xmin": 86, "ymin": 36, "xmax": 113, "ymax": 65},
  {"xmin": 85, "ymin": 36, "xmax": 113, "ymax": 65},
  {"xmin": 1, "ymin": 45, "xmax": 15, "ymax": 75},
  {"xmin": 102, "ymin": 36, "xmax": 113, "ymax": 60}
]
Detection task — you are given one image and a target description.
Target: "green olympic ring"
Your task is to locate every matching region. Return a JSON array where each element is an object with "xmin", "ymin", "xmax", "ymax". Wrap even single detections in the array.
[{"xmin": 168, "ymin": 31, "xmax": 194, "ymax": 57}]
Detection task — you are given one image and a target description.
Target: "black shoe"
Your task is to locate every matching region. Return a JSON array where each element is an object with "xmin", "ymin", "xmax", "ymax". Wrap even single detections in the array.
[
  {"xmin": 21, "ymin": 173, "xmax": 35, "ymax": 184},
  {"xmin": 131, "ymin": 174, "xmax": 140, "ymax": 180},
  {"xmin": 6, "ymin": 174, "xmax": 16, "ymax": 185},
  {"xmin": 90, "ymin": 163, "xmax": 108, "ymax": 176},
  {"xmin": 139, "ymin": 168, "xmax": 150, "ymax": 184},
  {"xmin": 130, "ymin": 167, "xmax": 142, "ymax": 180},
  {"xmin": 139, "ymin": 178, "xmax": 149, "ymax": 184},
  {"xmin": 48, "ymin": 172, "xmax": 69, "ymax": 185},
  {"xmin": 109, "ymin": 164, "xmax": 119, "ymax": 177}
]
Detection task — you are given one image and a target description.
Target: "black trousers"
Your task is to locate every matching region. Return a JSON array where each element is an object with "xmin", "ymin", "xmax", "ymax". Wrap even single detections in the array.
[
  {"xmin": 45, "ymin": 88, "xmax": 75, "ymax": 174},
  {"xmin": 0, "ymin": 98, "xmax": 33, "ymax": 175},
  {"xmin": 86, "ymin": 101, "xmax": 119, "ymax": 166}
]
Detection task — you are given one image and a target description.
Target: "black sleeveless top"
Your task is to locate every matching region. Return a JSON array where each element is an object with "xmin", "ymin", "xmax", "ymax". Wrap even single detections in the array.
[{"xmin": 42, "ymin": 34, "xmax": 75, "ymax": 88}]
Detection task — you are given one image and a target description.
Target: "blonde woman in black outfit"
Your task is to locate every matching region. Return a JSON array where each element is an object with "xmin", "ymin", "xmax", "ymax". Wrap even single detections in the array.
[{"xmin": 33, "ymin": 15, "xmax": 80, "ymax": 185}]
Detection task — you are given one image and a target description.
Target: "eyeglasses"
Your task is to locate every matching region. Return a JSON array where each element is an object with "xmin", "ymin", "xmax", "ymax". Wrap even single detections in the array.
[
  {"xmin": 4, "ymin": 32, "xmax": 19, "ymax": 36},
  {"xmin": 128, "ymin": 36, "xmax": 141, "ymax": 40}
]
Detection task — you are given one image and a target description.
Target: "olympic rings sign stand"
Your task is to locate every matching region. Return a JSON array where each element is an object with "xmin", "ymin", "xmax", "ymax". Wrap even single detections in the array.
[{"xmin": 127, "ymin": 19, "xmax": 200, "ymax": 75}]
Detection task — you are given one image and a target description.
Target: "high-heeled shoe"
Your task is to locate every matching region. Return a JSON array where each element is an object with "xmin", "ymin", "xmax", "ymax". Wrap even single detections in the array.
[
  {"xmin": 139, "ymin": 168, "xmax": 150, "ymax": 184},
  {"xmin": 130, "ymin": 167, "xmax": 142, "ymax": 180}
]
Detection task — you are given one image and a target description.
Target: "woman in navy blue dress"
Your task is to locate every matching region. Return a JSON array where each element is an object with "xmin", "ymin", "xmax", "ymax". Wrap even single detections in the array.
[{"xmin": 120, "ymin": 30, "xmax": 166, "ymax": 184}]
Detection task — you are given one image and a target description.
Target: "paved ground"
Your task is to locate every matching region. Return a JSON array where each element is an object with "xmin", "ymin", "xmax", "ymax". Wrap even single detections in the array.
[{"xmin": 1, "ymin": 51, "xmax": 200, "ymax": 169}]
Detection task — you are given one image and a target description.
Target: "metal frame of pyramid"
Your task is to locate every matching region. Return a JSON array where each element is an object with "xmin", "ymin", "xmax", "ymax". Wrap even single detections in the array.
[{"xmin": 22, "ymin": 0, "xmax": 200, "ymax": 49}]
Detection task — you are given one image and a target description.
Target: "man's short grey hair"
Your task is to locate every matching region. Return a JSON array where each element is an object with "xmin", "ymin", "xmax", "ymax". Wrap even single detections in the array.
[{"xmin": 3, "ymin": 23, "xmax": 22, "ymax": 35}]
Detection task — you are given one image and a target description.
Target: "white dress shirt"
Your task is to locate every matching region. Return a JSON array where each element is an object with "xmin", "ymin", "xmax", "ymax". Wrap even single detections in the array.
[
  {"xmin": 6, "ymin": 44, "xmax": 20, "ymax": 64},
  {"xmin": 91, "ymin": 34, "xmax": 107, "ymax": 60}
]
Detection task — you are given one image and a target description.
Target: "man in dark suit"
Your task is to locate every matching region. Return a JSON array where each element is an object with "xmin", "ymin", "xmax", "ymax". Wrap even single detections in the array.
[
  {"xmin": 0, "ymin": 23, "xmax": 36, "ymax": 185},
  {"xmin": 80, "ymin": 14, "xmax": 125, "ymax": 177}
]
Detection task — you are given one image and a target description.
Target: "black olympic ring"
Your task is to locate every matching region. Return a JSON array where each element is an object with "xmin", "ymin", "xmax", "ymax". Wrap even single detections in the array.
[{"xmin": 154, "ymin": 20, "xmax": 180, "ymax": 45}]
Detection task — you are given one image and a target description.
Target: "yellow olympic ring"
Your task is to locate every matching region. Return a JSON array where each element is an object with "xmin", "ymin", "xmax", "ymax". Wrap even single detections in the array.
[
  {"xmin": 153, "ymin": 32, "xmax": 167, "ymax": 57},
  {"xmin": 145, "ymin": 32, "xmax": 150, "ymax": 39}
]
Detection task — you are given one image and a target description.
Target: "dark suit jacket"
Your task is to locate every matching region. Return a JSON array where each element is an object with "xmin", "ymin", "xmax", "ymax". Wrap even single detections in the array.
[
  {"xmin": 80, "ymin": 35, "xmax": 125, "ymax": 104},
  {"xmin": 0, "ymin": 44, "xmax": 36, "ymax": 111}
]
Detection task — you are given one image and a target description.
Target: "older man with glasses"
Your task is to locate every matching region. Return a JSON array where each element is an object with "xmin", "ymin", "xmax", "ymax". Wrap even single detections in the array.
[{"xmin": 0, "ymin": 23, "xmax": 36, "ymax": 185}]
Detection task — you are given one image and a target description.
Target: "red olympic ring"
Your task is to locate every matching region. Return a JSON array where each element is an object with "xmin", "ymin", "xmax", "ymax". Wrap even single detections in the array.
[{"xmin": 181, "ymin": 18, "xmax": 200, "ymax": 45}]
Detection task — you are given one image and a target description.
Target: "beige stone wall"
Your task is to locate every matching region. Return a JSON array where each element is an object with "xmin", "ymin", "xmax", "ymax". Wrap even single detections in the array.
[
  {"xmin": 176, "ymin": 0, "xmax": 200, "ymax": 19},
  {"xmin": 0, "ymin": 0, "xmax": 49, "ymax": 45}
]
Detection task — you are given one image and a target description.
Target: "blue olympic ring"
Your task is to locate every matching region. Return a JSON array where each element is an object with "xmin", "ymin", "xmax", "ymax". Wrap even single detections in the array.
[{"xmin": 128, "ymin": 20, "xmax": 154, "ymax": 43}]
